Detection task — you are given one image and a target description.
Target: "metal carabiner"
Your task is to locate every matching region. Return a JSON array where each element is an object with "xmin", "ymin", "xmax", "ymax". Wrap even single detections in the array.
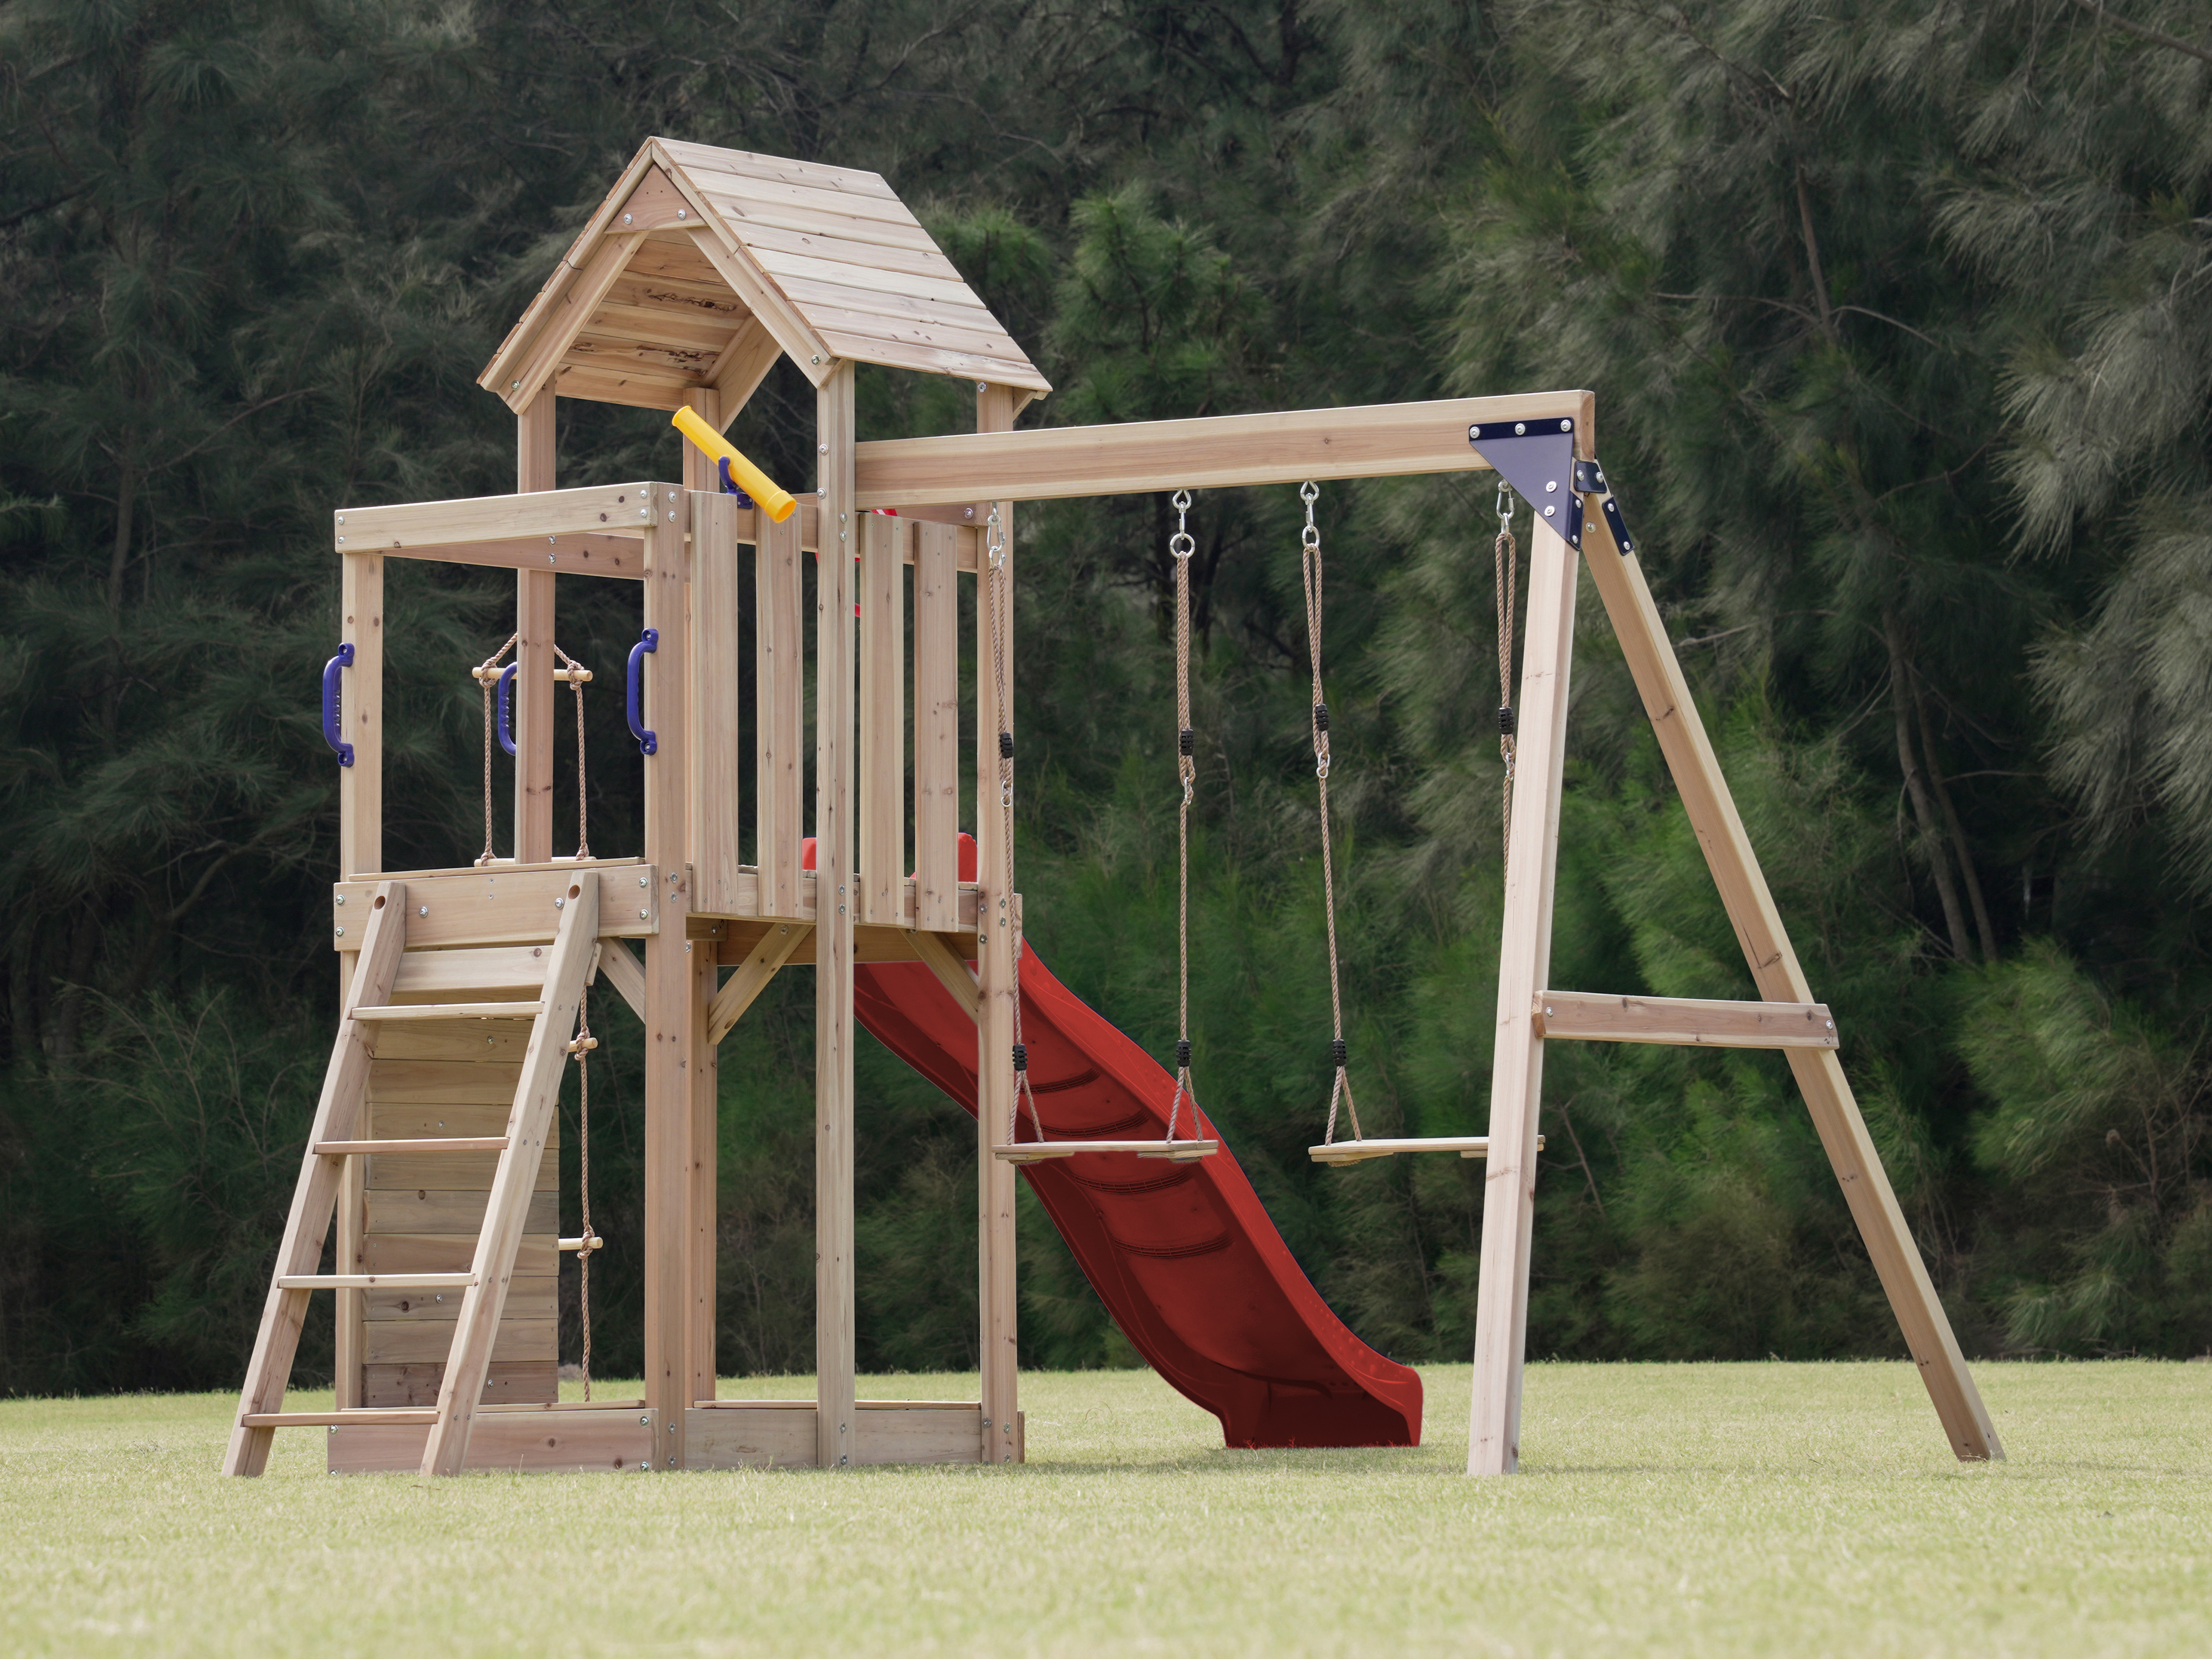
[
  {"xmin": 1496, "ymin": 479, "xmax": 1515, "ymax": 528},
  {"xmin": 1170, "ymin": 488, "xmax": 1195, "ymax": 561}
]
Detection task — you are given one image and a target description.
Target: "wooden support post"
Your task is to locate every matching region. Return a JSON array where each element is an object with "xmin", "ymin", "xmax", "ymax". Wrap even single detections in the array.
[
  {"xmin": 859, "ymin": 512, "xmax": 906, "ymax": 926},
  {"xmin": 514, "ymin": 388, "xmax": 558, "ymax": 863},
  {"xmin": 816, "ymin": 363, "xmax": 859, "ymax": 1469},
  {"xmin": 913, "ymin": 520, "xmax": 961, "ymax": 933},
  {"xmin": 758, "ymin": 508, "xmax": 805, "ymax": 916},
  {"xmin": 1575, "ymin": 510, "xmax": 2002, "ymax": 1463},
  {"xmin": 691, "ymin": 489, "xmax": 744, "ymax": 913},
  {"xmin": 1468, "ymin": 517, "xmax": 1578, "ymax": 1477},
  {"xmin": 689, "ymin": 901, "xmax": 719, "ymax": 1414},
  {"xmin": 681, "ymin": 388, "xmax": 718, "ymax": 493},
  {"xmin": 975, "ymin": 381, "xmax": 1020, "ymax": 1463},
  {"xmin": 639, "ymin": 497, "xmax": 697, "ymax": 1473},
  {"xmin": 333, "ymin": 550, "xmax": 383, "ymax": 1409}
]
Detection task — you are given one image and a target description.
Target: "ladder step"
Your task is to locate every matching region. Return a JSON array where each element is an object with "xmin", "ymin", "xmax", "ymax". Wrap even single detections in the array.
[
  {"xmin": 241, "ymin": 1409, "xmax": 439, "ymax": 1428},
  {"xmin": 349, "ymin": 1001, "xmax": 543, "ymax": 1022},
  {"xmin": 274, "ymin": 1273, "xmax": 478, "ymax": 1291},
  {"xmin": 314, "ymin": 1137, "xmax": 510, "ymax": 1156}
]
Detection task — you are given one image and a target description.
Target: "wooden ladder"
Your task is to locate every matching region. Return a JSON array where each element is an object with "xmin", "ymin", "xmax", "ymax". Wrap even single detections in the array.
[{"xmin": 222, "ymin": 870, "xmax": 600, "ymax": 1478}]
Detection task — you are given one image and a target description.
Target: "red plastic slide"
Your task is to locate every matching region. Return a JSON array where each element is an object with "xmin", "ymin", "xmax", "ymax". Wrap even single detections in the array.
[{"xmin": 841, "ymin": 842, "xmax": 1421, "ymax": 1447}]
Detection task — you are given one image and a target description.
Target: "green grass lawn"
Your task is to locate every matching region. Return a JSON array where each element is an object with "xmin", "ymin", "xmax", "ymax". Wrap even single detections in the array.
[{"xmin": 1, "ymin": 1360, "xmax": 2205, "ymax": 1656}]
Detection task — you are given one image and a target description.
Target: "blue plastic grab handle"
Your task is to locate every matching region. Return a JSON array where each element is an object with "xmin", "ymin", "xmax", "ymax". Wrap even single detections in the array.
[
  {"xmin": 322, "ymin": 643, "xmax": 355, "ymax": 766},
  {"xmin": 496, "ymin": 661, "xmax": 518, "ymax": 757},
  {"xmin": 627, "ymin": 628, "xmax": 659, "ymax": 755}
]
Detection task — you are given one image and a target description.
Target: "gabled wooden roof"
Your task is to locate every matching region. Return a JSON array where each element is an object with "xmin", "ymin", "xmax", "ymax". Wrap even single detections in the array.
[{"xmin": 479, "ymin": 138, "xmax": 1050, "ymax": 421}]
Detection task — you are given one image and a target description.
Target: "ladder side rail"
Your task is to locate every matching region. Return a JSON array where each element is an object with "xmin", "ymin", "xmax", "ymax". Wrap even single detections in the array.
[
  {"xmin": 223, "ymin": 880, "xmax": 409, "ymax": 1477},
  {"xmin": 419, "ymin": 870, "xmax": 601, "ymax": 1477}
]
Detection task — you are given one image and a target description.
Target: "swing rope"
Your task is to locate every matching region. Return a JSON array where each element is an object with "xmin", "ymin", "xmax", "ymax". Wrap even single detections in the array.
[
  {"xmin": 985, "ymin": 505, "xmax": 1044, "ymax": 1146},
  {"xmin": 472, "ymin": 633, "xmax": 519, "ymax": 867},
  {"xmin": 1303, "ymin": 483, "xmax": 1365, "ymax": 1149},
  {"xmin": 1167, "ymin": 489, "xmax": 1202, "ymax": 1144},
  {"xmin": 1495, "ymin": 482, "xmax": 1520, "ymax": 863}
]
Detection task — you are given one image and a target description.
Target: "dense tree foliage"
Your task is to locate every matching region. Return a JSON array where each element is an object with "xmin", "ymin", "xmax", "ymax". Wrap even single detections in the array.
[{"xmin": 3, "ymin": 0, "xmax": 2209, "ymax": 1392}]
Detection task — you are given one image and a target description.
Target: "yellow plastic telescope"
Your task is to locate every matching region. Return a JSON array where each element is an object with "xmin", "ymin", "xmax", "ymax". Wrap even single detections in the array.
[{"xmin": 669, "ymin": 406, "xmax": 798, "ymax": 522}]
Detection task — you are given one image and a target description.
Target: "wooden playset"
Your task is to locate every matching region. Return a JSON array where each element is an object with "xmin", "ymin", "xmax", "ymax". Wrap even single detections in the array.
[{"xmin": 223, "ymin": 139, "xmax": 2001, "ymax": 1479}]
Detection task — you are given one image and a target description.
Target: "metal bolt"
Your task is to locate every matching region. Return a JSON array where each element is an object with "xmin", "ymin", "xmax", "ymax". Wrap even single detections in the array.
[
  {"xmin": 547, "ymin": 554, "xmax": 556, "ymax": 565},
  {"xmin": 818, "ymin": 443, "xmax": 829, "ymax": 453},
  {"xmin": 336, "ymin": 514, "xmax": 345, "ymax": 525},
  {"xmin": 976, "ymin": 380, "xmax": 988, "ymax": 392},
  {"xmin": 336, "ymin": 895, "xmax": 346, "ymax": 906},
  {"xmin": 1543, "ymin": 504, "xmax": 1556, "ymax": 517},
  {"xmin": 816, "ymin": 486, "xmax": 827, "ymax": 498},
  {"xmin": 676, "ymin": 207, "xmax": 687, "ymax": 219},
  {"xmin": 811, "ymin": 354, "xmax": 822, "ymax": 365},
  {"xmin": 336, "ymin": 537, "xmax": 345, "ymax": 545},
  {"xmin": 554, "ymin": 897, "xmax": 565, "ymax": 909},
  {"xmin": 512, "ymin": 380, "xmax": 521, "ymax": 392},
  {"xmin": 963, "ymin": 507, "xmax": 975, "ymax": 520},
  {"xmin": 419, "ymin": 906, "xmax": 429, "ymax": 917},
  {"xmin": 1545, "ymin": 479, "xmax": 1558, "ymax": 493},
  {"xmin": 685, "ymin": 942, "xmax": 692, "ymax": 952},
  {"xmin": 639, "ymin": 875, "xmax": 649, "ymax": 887},
  {"xmin": 639, "ymin": 909, "xmax": 649, "ymax": 920},
  {"xmin": 640, "ymin": 1416, "xmax": 650, "ymax": 1425},
  {"xmin": 623, "ymin": 212, "xmax": 633, "ymax": 225},
  {"xmin": 1514, "ymin": 421, "xmax": 1526, "ymax": 435},
  {"xmin": 1545, "ymin": 1006, "xmax": 1553, "ymax": 1016},
  {"xmin": 1560, "ymin": 419, "xmax": 1572, "ymax": 431},
  {"xmin": 838, "ymin": 905, "xmax": 846, "ymax": 914},
  {"xmin": 335, "ymin": 926, "xmax": 346, "ymax": 937}
]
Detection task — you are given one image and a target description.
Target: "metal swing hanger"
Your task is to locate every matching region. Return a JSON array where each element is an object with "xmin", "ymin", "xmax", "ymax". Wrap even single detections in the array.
[{"xmin": 996, "ymin": 488, "xmax": 1217, "ymax": 1166}]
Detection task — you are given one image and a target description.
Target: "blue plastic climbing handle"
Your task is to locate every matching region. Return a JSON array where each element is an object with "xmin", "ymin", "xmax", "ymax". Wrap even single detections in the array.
[
  {"xmin": 627, "ymin": 628, "xmax": 659, "ymax": 755},
  {"xmin": 322, "ymin": 643, "xmax": 355, "ymax": 766},
  {"xmin": 496, "ymin": 662, "xmax": 518, "ymax": 757}
]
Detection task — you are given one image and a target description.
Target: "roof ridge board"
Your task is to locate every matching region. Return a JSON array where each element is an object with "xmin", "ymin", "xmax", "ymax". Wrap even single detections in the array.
[{"xmin": 650, "ymin": 138, "xmax": 899, "ymax": 200}]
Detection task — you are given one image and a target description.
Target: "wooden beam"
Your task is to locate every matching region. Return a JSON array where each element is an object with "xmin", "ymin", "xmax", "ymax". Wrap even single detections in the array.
[
  {"xmin": 1535, "ymin": 991, "xmax": 1837, "ymax": 1049},
  {"xmin": 913, "ymin": 520, "xmax": 961, "ymax": 933},
  {"xmin": 503, "ymin": 231, "xmax": 650, "ymax": 411},
  {"xmin": 686, "ymin": 226, "xmax": 836, "ymax": 389},
  {"xmin": 706, "ymin": 923, "xmax": 808, "ymax": 1044},
  {"xmin": 851, "ymin": 392, "xmax": 1594, "ymax": 509},
  {"xmin": 859, "ymin": 513, "xmax": 905, "ymax": 927},
  {"xmin": 596, "ymin": 939, "xmax": 646, "ymax": 1022},
  {"xmin": 708, "ymin": 316, "xmax": 785, "ymax": 422},
  {"xmin": 910, "ymin": 931, "xmax": 979, "ymax": 1023},
  {"xmin": 691, "ymin": 487, "xmax": 745, "ymax": 915},
  {"xmin": 332, "ymin": 547, "xmax": 383, "ymax": 1410},
  {"xmin": 1575, "ymin": 509, "xmax": 2001, "ymax": 1464},
  {"xmin": 332, "ymin": 863, "xmax": 659, "ymax": 952},
  {"xmin": 334, "ymin": 482, "xmax": 670, "ymax": 551},
  {"xmin": 515, "ymin": 389, "xmax": 559, "ymax": 865},
  {"xmin": 816, "ymin": 362, "xmax": 859, "ymax": 1469},
  {"xmin": 1468, "ymin": 517, "xmax": 1578, "ymax": 1478},
  {"xmin": 639, "ymin": 502, "xmax": 696, "ymax": 1475},
  {"xmin": 975, "ymin": 381, "xmax": 1021, "ymax": 1465},
  {"xmin": 757, "ymin": 505, "xmax": 806, "ymax": 920},
  {"xmin": 355, "ymin": 534, "xmax": 645, "ymax": 579}
]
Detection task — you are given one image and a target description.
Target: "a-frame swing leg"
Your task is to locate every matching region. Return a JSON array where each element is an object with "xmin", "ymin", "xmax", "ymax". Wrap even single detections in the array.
[
  {"xmin": 1576, "ymin": 515, "xmax": 2000, "ymax": 1464},
  {"xmin": 1468, "ymin": 519, "xmax": 1579, "ymax": 1477}
]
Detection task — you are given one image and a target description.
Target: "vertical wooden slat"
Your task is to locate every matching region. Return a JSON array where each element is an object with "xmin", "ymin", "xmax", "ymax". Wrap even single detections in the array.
[
  {"xmin": 334, "ymin": 551, "xmax": 383, "ymax": 1408},
  {"xmin": 1468, "ymin": 518, "xmax": 1578, "ymax": 1477},
  {"xmin": 975, "ymin": 382, "xmax": 1020, "ymax": 1463},
  {"xmin": 816, "ymin": 364, "xmax": 859, "ymax": 1469},
  {"xmin": 690, "ymin": 488, "xmax": 744, "ymax": 914},
  {"xmin": 1577, "ymin": 511, "xmax": 2002, "ymax": 1463},
  {"xmin": 757, "ymin": 508, "xmax": 805, "ymax": 917},
  {"xmin": 680, "ymin": 388, "xmax": 719, "ymax": 493},
  {"xmin": 223, "ymin": 882, "xmax": 407, "ymax": 1477},
  {"xmin": 513, "ymin": 387, "xmax": 558, "ymax": 862},
  {"xmin": 913, "ymin": 520, "xmax": 961, "ymax": 933},
  {"xmin": 420, "ymin": 873, "xmax": 598, "ymax": 1477},
  {"xmin": 639, "ymin": 503, "xmax": 696, "ymax": 1474},
  {"xmin": 689, "ymin": 931, "xmax": 720, "ymax": 1413},
  {"xmin": 859, "ymin": 513, "xmax": 906, "ymax": 925}
]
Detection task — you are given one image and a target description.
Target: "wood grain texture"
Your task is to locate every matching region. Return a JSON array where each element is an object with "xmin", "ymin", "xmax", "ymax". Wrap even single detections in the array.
[
  {"xmin": 691, "ymin": 487, "xmax": 745, "ymax": 915},
  {"xmin": 859, "ymin": 513, "xmax": 905, "ymax": 927},
  {"xmin": 224, "ymin": 883, "xmax": 407, "ymax": 1476},
  {"xmin": 853, "ymin": 393, "xmax": 1593, "ymax": 508},
  {"xmin": 1575, "ymin": 509, "xmax": 2000, "ymax": 1464},
  {"xmin": 816, "ymin": 363, "xmax": 859, "ymax": 1469},
  {"xmin": 975, "ymin": 382, "xmax": 1021, "ymax": 1464},
  {"xmin": 515, "ymin": 390, "xmax": 560, "ymax": 865},
  {"xmin": 332, "ymin": 863, "xmax": 658, "ymax": 952},
  {"xmin": 1468, "ymin": 520, "xmax": 1578, "ymax": 1477},
  {"xmin": 1535, "ymin": 991, "xmax": 1838, "ymax": 1048},
  {"xmin": 913, "ymin": 520, "xmax": 961, "ymax": 932},
  {"xmin": 331, "ymin": 1408, "xmax": 653, "ymax": 1475},
  {"xmin": 757, "ymin": 506, "xmax": 806, "ymax": 919},
  {"xmin": 336, "ymin": 482, "xmax": 666, "ymax": 550}
]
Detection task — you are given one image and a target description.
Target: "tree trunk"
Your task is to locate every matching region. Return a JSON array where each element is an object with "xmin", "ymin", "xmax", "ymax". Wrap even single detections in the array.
[
  {"xmin": 1912, "ymin": 674, "xmax": 1999, "ymax": 962},
  {"xmin": 1884, "ymin": 610, "xmax": 1974, "ymax": 962}
]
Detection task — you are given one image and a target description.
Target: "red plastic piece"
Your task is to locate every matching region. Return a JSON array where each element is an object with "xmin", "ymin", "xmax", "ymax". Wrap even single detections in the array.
[{"xmin": 806, "ymin": 833, "xmax": 1423, "ymax": 1447}]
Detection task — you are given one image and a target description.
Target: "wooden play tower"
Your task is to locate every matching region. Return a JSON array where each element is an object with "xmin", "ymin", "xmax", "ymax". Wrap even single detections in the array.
[{"xmin": 224, "ymin": 139, "xmax": 2000, "ymax": 1478}]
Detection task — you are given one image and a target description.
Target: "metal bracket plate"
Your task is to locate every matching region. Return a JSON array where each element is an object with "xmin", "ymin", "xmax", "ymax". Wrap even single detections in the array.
[
  {"xmin": 1468, "ymin": 418, "xmax": 1582, "ymax": 547},
  {"xmin": 1571, "ymin": 459, "xmax": 1637, "ymax": 554}
]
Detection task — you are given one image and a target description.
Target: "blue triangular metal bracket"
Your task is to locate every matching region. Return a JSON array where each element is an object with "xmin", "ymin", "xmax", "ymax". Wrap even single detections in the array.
[
  {"xmin": 1469, "ymin": 416, "xmax": 1582, "ymax": 548},
  {"xmin": 1572, "ymin": 458, "xmax": 1637, "ymax": 555}
]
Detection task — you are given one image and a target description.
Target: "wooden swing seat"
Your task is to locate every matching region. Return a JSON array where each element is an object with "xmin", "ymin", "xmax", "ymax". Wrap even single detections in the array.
[
  {"xmin": 993, "ymin": 1140, "xmax": 1218, "ymax": 1165},
  {"xmin": 1308, "ymin": 1134, "xmax": 1545, "ymax": 1167}
]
